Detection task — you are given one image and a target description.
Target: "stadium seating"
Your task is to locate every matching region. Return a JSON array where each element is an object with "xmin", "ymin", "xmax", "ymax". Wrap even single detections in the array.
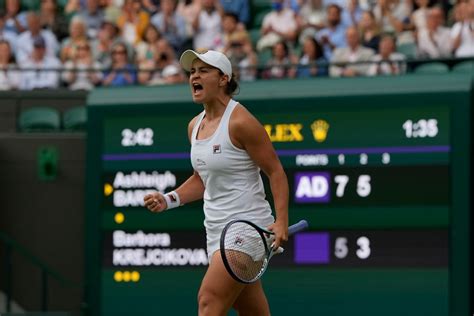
[
  {"xmin": 414, "ymin": 62, "xmax": 450, "ymax": 74},
  {"xmin": 451, "ymin": 61, "xmax": 473, "ymax": 74},
  {"xmin": 397, "ymin": 42, "xmax": 418, "ymax": 59},
  {"xmin": 18, "ymin": 107, "xmax": 61, "ymax": 132},
  {"xmin": 63, "ymin": 106, "xmax": 87, "ymax": 131}
]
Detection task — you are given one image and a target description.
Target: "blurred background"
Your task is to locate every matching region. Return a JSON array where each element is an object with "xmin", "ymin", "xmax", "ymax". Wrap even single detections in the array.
[{"xmin": 0, "ymin": 0, "xmax": 472, "ymax": 315}]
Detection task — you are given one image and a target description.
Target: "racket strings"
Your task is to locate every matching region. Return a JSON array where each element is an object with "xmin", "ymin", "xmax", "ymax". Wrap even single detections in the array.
[{"xmin": 222, "ymin": 222, "xmax": 270, "ymax": 282}]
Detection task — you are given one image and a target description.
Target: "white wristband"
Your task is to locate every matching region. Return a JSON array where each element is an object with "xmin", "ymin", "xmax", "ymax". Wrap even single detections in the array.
[{"xmin": 163, "ymin": 191, "xmax": 181, "ymax": 210}]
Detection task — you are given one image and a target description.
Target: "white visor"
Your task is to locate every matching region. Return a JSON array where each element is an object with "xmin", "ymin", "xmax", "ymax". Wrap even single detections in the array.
[{"xmin": 180, "ymin": 49, "xmax": 232, "ymax": 82}]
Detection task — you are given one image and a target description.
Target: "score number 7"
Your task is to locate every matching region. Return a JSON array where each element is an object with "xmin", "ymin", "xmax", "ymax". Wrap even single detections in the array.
[{"xmin": 334, "ymin": 175, "xmax": 371, "ymax": 198}]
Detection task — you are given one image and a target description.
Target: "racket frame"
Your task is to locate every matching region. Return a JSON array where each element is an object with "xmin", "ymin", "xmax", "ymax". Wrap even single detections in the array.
[{"xmin": 220, "ymin": 219, "xmax": 309, "ymax": 284}]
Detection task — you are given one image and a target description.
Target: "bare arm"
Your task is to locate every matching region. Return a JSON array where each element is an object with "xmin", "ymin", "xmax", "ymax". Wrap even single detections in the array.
[
  {"xmin": 144, "ymin": 116, "xmax": 205, "ymax": 212},
  {"xmin": 230, "ymin": 105, "xmax": 289, "ymax": 249}
]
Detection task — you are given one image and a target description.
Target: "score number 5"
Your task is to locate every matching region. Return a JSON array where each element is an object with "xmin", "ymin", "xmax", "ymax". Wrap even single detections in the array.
[{"xmin": 334, "ymin": 175, "xmax": 371, "ymax": 197}]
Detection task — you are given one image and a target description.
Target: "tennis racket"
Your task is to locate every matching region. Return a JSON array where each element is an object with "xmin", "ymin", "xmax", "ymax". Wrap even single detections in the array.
[{"xmin": 220, "ymin": 219, "xmax": 309, "ymax": 283}]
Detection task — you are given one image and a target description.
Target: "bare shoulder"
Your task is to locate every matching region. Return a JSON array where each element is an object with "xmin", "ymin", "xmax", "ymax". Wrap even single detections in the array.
[
  {"xmin": 187, "ymin": 114, "xmax": 201, "ymax": 142},
  {"xmin": 229, "ymin": 103, "xmax": 261, "ymax": 129},
  {"xmin": 229, "ymin": 103, "xmax": 267, "ymax": 148}
]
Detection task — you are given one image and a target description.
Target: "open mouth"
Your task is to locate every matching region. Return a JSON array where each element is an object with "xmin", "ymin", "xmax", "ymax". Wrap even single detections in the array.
[{"xmin": 193, "ymin": 83, "xmax": 203, "ymax": 94}]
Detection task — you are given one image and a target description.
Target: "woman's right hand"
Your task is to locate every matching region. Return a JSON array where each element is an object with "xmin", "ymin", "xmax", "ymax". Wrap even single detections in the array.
[{"xmin": 144, "ymin": 192, "xmax": 167, "ymax": 213}]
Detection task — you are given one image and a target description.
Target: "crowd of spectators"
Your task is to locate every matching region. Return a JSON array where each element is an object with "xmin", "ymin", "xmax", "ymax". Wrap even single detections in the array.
[{"xmin": 0, "ymin": 0, "xmax": 472, "ymax": 91}]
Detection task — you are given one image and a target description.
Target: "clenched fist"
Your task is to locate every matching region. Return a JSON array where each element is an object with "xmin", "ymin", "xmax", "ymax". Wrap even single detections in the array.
[{"xmin": 144, "ymin": 192, "xmax": 167, "ymax": 213}]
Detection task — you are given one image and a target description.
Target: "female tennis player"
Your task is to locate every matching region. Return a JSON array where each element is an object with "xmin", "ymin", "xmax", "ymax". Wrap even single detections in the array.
[{"xmin": 144, "ymin": 49, "xmax": 289, "ymax": 316}]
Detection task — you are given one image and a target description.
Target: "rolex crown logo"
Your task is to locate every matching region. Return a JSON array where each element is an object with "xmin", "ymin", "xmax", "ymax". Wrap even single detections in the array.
[{"xmin": 311, "ymin": 120, "xmax": 329, "ymax": 143}]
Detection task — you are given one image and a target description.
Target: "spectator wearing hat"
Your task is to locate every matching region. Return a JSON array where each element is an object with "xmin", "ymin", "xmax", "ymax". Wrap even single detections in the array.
[
  {"xmin": 19, "ymin": 35, "xmax": 62, "ymax": 90},
  {"xmin": 329, "ymin": 26, "xmax": 374, "ymax": 77},
  {"xmin": 16, "ymin": 12, "xmax": 59, "ymax": 63}
]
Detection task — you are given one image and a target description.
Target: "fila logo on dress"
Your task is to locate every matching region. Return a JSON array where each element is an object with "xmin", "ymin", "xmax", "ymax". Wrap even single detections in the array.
[{"xmin": 213, "ymin": 145, "xmax": 221, "ymax": 154}]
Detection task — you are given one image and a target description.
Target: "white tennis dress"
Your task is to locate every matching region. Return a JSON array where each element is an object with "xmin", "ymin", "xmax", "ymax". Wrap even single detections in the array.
[{"xmin": 190, "ymin": 99, "xmax": 275, "ymax": 260}]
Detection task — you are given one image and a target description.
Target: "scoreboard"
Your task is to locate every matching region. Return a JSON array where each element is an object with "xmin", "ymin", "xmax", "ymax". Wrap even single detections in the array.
[{"xmin": 85, "ymin": 75, "xmax": 471, "ymax": 316}]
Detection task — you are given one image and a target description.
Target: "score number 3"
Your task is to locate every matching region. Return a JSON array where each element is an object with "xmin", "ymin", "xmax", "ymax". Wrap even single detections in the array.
[{"xmin": 335, "ymin": 236, "xmax": 371, "ymax": 259}]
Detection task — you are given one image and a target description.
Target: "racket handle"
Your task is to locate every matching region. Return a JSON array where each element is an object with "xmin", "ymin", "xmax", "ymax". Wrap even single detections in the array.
[{"xmin": 288, "ymin": 220, "xmax": 309, "ymax": 236}]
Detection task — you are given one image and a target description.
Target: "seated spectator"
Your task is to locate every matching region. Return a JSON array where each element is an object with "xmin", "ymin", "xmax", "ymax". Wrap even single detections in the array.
[
  {"xmin": 221, "ymin": 12, "xmax": 249, "ymax": 53},
  {"xmin": 297, "ymin": 0, "xmax": 326, "ymax": 45},
  {"xmin": 150, "ymin": 0, "xmax": 188, "ymax": 54},
  {"xmin": 373, "ymin": 0, "xmax": 411, "ymax": 34},
  {"xmin": 3, "ymin": 0, "xmax": 27, "ymax": 34},
  {"xmin": 141, "ymin": 0, "xmax": 160, "ymax": 14},
  {"xmin": 151, "ymin": 63, "xmax": 186, "ymax": 85},
  {"xmin": 417, "ymin": 7, "xmax": 453, "ymax": 58},
  {"xmin": 62, "ymin": 40, "xmax": 103, "ymax": 90},
  {"xmin": 176, "ymin": 0, "xmax": 202, "ymax": 38},
  {"xmin": 102, "ymin": 0, "xmax": 122, "ymax": 23},
  {"xmin": 341, "ymin": 0, "xmax": 363, "ymax": 27},
  {"xmin": 329, "ymin": 26, "xmax": 374, "ymax": 77},
  {"xmin": 226, "ymin": 36, "xmax": 258, "ymax": 81},
  {"xmin": 39, "ymin": 0, "xmax": 69, "ymax": 42},
  {"xmin": 316, "ymin": 4, "xmax": 347, "ymax": 60},
  {"xmin": 117, "ymin": 0, "xmax": 150, "ymax": 46},
  {"xmin": 138, "ymin": 38, "xmax": 179, "ymax": 85},
  {"xmin": 60, "ymin": 16, "xmax": 89, "ymax": 62},
  {"xmin": 296, "ymin": 36, "xmax": 328, "ymax": 77},
  {"xmin": 19, "ymin": 35, "xmax": 62, "ymax": 90},
  {"xmin": 358, "ymin": 10, "xmax": 381, "ymax": 52},
  {"xmin": 410, "ymin": 0, "xmax": 430, "ymax": 32},
  {"xmin": 0, "ymin": 10, "xmax": 17, "ymax": 54},
  {"xmin": 450, "ymin": 1, "xmax": 474, "ymax": 57},
  {"xmin": 257, "ymin": 0, "xmax": 298, "ymax": 52},
  {"xmin": 102, "ymin": 42, "xmax": 137, "ymax": 86},
  {"xmin": 16, "ymin": 12, "xmax": 59, "ymax": 63},
  {"xmin": 262, "ymin": 40, "xmax": 298, "ymax": 79},
  {"xmin": 78, "ymin": 0, "xmax": 105, "ymax": 39},
  {"xmin": 192, "ymin": 0, "xmax": 224, "ymax": 50},
  {"xmin": 368, "ymin": 34, "xmax": 406, "ymax": 76},
  {"xmin": 91, "ymin": 21, "xmax": 121, "ymax": 68},
  {"xmin": 219, "ymin": 0, "xmax": 250, "ymax": 27},
  {"xmin": 135, "ymin": 24, "xmax": 162, "ymax": 63},
  {"xmin": 0, "ymin": 40, "xmax": 20, "ymax": 90}
]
